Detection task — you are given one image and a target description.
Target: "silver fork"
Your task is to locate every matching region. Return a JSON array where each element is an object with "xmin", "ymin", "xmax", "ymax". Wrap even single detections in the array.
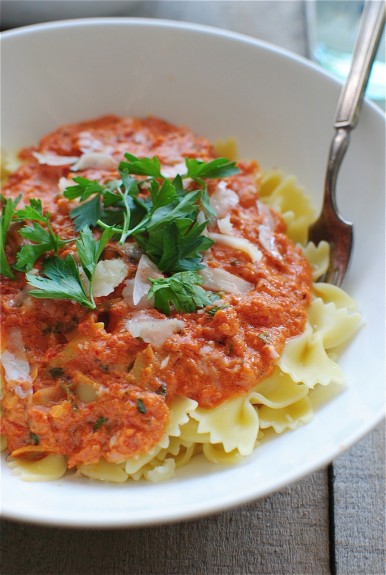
[{"xmin": 308, "ymin": 0, "xmax": 385, "ymax": 287}]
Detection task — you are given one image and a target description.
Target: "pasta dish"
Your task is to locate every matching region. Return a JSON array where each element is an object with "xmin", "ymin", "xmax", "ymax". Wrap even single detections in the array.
[{"xmin": 0, "ymin": 116, "xmax": 360, "ymax": 482}]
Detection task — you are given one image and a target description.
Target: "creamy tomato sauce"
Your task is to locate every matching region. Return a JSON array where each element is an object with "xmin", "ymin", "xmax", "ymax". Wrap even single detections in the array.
[{"xmin": 1, "ymin": 116, "xmax": 312, "ymax": 468}]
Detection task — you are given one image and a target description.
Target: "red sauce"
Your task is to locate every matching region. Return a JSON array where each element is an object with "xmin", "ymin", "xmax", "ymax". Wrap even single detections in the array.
[{"xmin": 1, "ymin": 116, "xmax": 312, "ymax": 467}]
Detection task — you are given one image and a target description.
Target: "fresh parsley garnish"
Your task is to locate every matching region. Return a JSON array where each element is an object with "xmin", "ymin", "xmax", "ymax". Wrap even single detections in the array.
[
  {"xmin": 64, "ymin": 153, "xmax": 239, "ymax": 273},
  {"xmin": 4, "ymin": 151, "xmax": 239, "ymax": 315},
  {"xmin": 26, "ymin": 227, "xmax": 114, "ymax": 309},
  {"xmin": 148, "ymin": 271, "xmax": 218, "ymax": 315},
  {"xmin": 184, "ymin": 157, "xmax": 239, "ymax": 181},
  {"xmin": 75, "ymin": 226, "xmax": 115, "ymax": 306},
  {"xmin": 119, "ymin": 153, "xmax": 163, "ymax": 178},
  {"xmin": 26, "ymin": 254, "xmax": 93, "ymax": 308},
  {"xmin": 13, "ymin": 199, "xmax": 69, "ymax": 271},
  {"xmin": 0, "ymin": 194, "xmax": 21, "ymax": 278}
]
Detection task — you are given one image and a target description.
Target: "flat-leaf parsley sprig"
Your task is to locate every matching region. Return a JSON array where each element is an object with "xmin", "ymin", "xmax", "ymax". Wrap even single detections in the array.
[
  {"xmin": 0, "ymin": 194, "xmax": 21, "ymax": 279},
  {"xmin": 148, "ymin": 271, "xmax": 218, "ymax": 316},
  {"xmin": 26, "ymin": 227, "xmax": 115, "ymax": 309},
  {"xmin": 63, "ymin": 153, "xmax": 239, "ymax": 275},
  {"xmin": 13, "ymin": 199, "xmax": 72, "ymax": 272},
  {"xmin": 2, "ymin": 152, "xmax": 239, "ymax": 315}
]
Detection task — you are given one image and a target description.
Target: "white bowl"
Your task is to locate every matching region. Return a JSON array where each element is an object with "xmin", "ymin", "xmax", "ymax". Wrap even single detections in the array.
[{"xmin": 1, "ymin": 18, "xmax": 385, "ymax": 528}]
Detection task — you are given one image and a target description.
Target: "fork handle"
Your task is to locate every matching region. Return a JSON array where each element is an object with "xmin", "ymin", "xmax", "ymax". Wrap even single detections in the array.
[{"xmin": 334, "ymin": 0, "xmax": 385, "ymax": 130}]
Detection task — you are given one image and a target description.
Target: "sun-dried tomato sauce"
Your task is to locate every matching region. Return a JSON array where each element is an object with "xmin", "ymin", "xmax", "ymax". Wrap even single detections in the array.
[{"xmin": 1, "ymin": 116, "xmax": 312, "ymax": 468}]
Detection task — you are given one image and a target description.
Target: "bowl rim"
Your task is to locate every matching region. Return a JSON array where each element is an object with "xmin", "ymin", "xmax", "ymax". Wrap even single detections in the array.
[
  {"xmin": 2, "ymin": 16, "xmax": 384, "ymax": 120},
  {"xmin": 1, "ymin": 16, "xmax": 385, "ymax": 529}
]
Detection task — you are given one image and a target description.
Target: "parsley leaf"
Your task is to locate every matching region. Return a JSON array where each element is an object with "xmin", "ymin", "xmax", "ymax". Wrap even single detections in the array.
[
  {"xmin": 26, "ymin": 227, "xmax": 114, "ymax": 309},
  {"xmin": 63, "ymin": 177, "xmax": 106, "ymax": 201},
  {"xmin": 13, "ymin": 198, "xmax": 46, "ymax": 223},
  {"xmin": 26, "ymin": 254, "xmax": 94, "ymax": 308},
  {"xmin": 137, "ymin": 218, "xmax": 213, "ymax": 274},
  {"xmin": 13, "ymin": 200, "xmax": 67, "ymax": 271},
  {"xmin": 184, "ymin": 157, "xmax": 239, "ymax": 181},
  {"xmin": 76, "ymin": 226, "xmax": 115, "ymax": 305},
  {"xmin": 70, "ymin": 195, "xmax": 102, "ymax": 231},
  {"xmin": 148, "ymin": 271, "xmax": 218, "ymax": 315},
  {"xmin": 62, "ymin": 153, "xmax": 239, "ymax": 282},
  {"xmin": 119, "ymin": 153, "xmax": 163, "ymax": 178},
  {"xmin": 206, "ymin": 304, "xmax": 229, "ymax": 316},
  {"xmin": 0, "ymin": 195, "xmax": 21, "ymax": 278},
  {"xmin": 15, "ymin": 241, "xmax": 54, "ymax": 272}
]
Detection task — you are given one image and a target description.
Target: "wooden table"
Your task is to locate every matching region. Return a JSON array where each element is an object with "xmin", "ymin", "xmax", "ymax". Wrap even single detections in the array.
[{"xmin": 1, "ymin": 3, "xmax": 384, "ymax": 574}]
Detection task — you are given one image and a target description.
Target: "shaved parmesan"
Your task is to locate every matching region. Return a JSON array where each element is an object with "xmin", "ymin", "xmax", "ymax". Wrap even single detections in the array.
[
  {"xmin": 200, "ymin": 267, "xmax": 254, "ymax": 294},
  {"xmin": 217, "ymin": 214, "xmax": 234, "ymax": 235},
  {"xmin": 259, "ymin": 225, "xmax": 283, "ymax": 261},
  {"xmin": 32, "ymin": 152, "xmax": 80, "ymax": 166},
  {"xmin": 133, "ymin": 255, "xmax": 162, "ymax": 305},
  {"xmin": 122, "ymin": 255, "xmax": 163, "ymax": 308},
  {"xmin": 208, "ymin": 232, "xmax": 262, "ymax": 263},
  {"xmin": 81, "ymin": 259, "xmax": 129, "ymax": 298},
  {"xmin": 71, "ymin": 152, "xmax": 116, "ymax": 172},
  {"xmin": 209, "ymin": 181, "xmax": 239, "ymax": 218},
  {"xmin": 0, "ymin": 350, "xmax": 30, "ymax": 384},
  {"xmin": 0, "ymin": 328, "xmax": 32, "ymax": 398},
  {"xmin": 58, "ymin": 176, "xmax": 75, "ymax": 192},
  {"xmin": 161, "ymin": 161, "xmax": 187, "ymax": 179},
  {"xmin": 126, "ymin": 312, "xmax": 185, "ymax": 348}
]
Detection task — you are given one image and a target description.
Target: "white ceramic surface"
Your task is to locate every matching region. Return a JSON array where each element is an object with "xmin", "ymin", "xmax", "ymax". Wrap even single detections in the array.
[{"xmin": 1, "ymin": 19, "xmax": 385, "ymax": 528}]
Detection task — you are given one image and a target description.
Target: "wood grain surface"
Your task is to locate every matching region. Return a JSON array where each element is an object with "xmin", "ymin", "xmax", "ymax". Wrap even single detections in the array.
[{"xmin": 0, "ymin": 3, "xmax": 384, "ymax": 575}]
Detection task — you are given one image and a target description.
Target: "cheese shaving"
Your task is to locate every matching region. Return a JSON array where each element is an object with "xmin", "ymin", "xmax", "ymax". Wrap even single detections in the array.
[
  {"xmin": 126, "ymin": 313, "xmax": 186, "ymax": 348},
  {"xmin": 200, "ymin": 267, "xmax": 254, "ymax": 294},
  {"xmin": 207, "ymin": 232, "xmax": 262, "ymax": 263}
]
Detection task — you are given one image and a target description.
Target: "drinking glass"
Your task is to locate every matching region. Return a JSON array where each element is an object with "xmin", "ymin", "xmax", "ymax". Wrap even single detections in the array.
[{"xmin": 306, "ymin": 0, "xmax": 386, "ymax": 102}]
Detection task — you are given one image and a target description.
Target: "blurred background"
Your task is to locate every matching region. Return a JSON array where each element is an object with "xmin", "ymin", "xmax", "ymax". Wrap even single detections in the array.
[{"xmin": 1, "ymin": 0, "xmax": 385, "ymax": 105}]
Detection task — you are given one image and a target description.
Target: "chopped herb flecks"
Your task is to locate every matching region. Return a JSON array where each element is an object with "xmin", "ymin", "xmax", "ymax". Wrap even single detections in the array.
[
  {"xmin": 136, "ymin": 398, "xmax": 147, "ymax": 414},
  {"xmin": 29, "ymin": 432, "xmax": 40, "ymax": 445},
  {"xmin": 49, "ymin": 367, "xmax": 65, "ymax": 379},
  {"xmin": 93, "ymin": 416, "xmax": 108, "ymax": 431}
]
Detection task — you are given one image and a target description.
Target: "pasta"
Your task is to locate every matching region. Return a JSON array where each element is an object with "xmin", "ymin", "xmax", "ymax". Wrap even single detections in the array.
[{"xmin": 0, "ymin": 116, "xmax": 360, "ymax": 483}]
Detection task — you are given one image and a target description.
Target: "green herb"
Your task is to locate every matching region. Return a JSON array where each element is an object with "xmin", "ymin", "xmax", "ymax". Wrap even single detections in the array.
[
  {"xmin": 29, "ymin": 432, "xmax": 40, "ymax": 445},
  {"xmin": 75, "ymin": 226, "xmax": 115, "ymax": 305},
  {"xmin": 70, "ymin": 195, "xmax": 103, "ymax": 230},
  {"xmin": 64, "ymin": 154, "xmax": 239, "ymax": 274},
  {"xmin": 136, "ymin": 398, "xmax": 147, "ymax": 414},
  {"xmin": 93, "ymin": 415, "xmax": 108, "ymax": 431},
  {"xmin": 13, "ymin": 199, "xmax": 71, "ymax": 271},
  {"xmin": 184, "ymin": 157, "xmax": 239, "ymax": 181},
  {"xmin": 148, "ymin": 271, "xmax": 218, "ymax": 315},
  {"xmin": 26, "ymin": 254, "xmax": 94, "ymax": 308},
  {"xmin": 26, "ymin": 227, "xmax": 115, "ymax": 309},
  {"xmin": 137, "ymin": 218, "xmax": 214, "ymax": 274},
  {"xmin": 119, "ymin": 153, "xmax": 163, "ymax": 179},
  {"xmin": 49, "ymin": 367, "xmax": 65, "ymax": 379},
  {"xmin": 0, "ymin": 194, "xmax": 21, "ymax": 278},
  {"xmin": 206, "ymin": 304, "xmax": 229, "ymax": 317},
  {"xmin": 4, "ymin": 153, "xmax": 238, "ymax": 314}
]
